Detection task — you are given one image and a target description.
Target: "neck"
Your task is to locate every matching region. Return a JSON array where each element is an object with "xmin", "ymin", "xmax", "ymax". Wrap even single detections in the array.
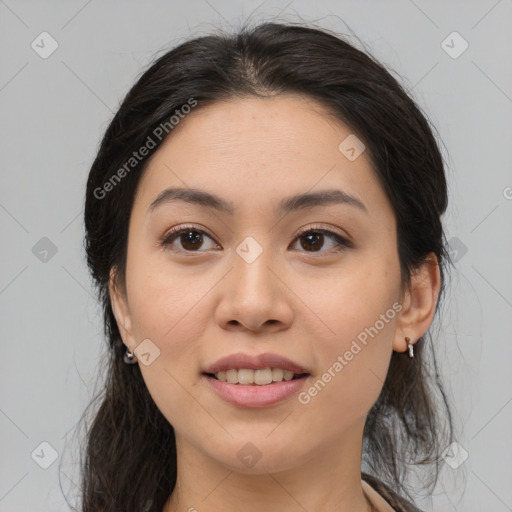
[{"xmin": 163, "ymin": 419, "xmax": 373, "ymax": 512}]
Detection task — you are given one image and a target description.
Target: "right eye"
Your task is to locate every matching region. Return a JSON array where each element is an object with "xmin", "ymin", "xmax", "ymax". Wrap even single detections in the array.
[{"xmin": 161, "ymin": 225, "xmax": 220, "ymax": 253}]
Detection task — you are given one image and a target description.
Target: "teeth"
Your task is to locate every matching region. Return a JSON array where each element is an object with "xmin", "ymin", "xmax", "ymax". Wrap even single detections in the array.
[
  {"xmin": 214, "ymin": 368, "xmax": 298, "ymax": 385},
  {"xmin": 272, "ymin": 368, "xmax": 284, "ymax": 381}
]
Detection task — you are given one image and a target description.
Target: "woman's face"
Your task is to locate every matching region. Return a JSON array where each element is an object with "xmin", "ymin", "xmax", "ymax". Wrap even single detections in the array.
[{"xmin": 111, "ymin": 94, "xmax": 407, "ymax": 474}]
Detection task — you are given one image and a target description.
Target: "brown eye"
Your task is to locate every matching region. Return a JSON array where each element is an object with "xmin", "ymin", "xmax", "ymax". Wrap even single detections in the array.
[
  {"xmin": 161, "ymin": 225, "xmax": 351, "ymax": 255},
  {"xmin": 292, "ymin": 228, "xmax": 351, "ymax": 254},
  {"xmin": 300, "ymin": 232, "xmax": 324, "ymax": 251},
  {"xmin": 162, "ymin": 227, "xmax": 218, "ymax": 252},
  {"xmin": 178, "ymin": 230, "xmax": 204, "ymax": 251}
]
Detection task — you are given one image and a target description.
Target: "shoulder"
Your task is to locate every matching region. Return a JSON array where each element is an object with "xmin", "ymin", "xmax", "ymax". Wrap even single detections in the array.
[{"xmin": 361, "ymin": 473, "xmax": 425, "ymax": 512}]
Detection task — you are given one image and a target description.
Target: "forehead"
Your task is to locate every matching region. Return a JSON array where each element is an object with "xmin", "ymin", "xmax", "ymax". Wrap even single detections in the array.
[{"xmin": 134, "ymin": 94, "xmax": 393, "ymax": 222}]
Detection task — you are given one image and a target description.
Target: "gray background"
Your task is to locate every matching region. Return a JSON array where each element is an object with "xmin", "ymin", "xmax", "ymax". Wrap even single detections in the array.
[{"xmin": 1, "ymin": 1, "xmax": 511, "ymax": 511}]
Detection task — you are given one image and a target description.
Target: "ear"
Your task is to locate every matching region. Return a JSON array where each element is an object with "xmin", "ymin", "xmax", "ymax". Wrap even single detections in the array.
[
  {"xmin": 393, "ymin": 252, "xmax": 441, "ymax": 353},
  {"xmin": 108, "ymin": 267, "xmax": 136, "ymax": 353}
]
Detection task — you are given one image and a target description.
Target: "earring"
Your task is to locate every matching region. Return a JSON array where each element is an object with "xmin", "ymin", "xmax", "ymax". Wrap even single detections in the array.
[
  {"xmin": 405, "ymin": 336, "xmax": 414, "ymax": 358},
  {"xmin": 123, "ymin": 346, "xmax": 138, "ymax": 364}
]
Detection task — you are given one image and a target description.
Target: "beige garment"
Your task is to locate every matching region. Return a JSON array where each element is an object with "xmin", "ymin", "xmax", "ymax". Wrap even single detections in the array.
[{"xmin": 362, "ymin": 479, "xmax": 396, "ymax": 512}]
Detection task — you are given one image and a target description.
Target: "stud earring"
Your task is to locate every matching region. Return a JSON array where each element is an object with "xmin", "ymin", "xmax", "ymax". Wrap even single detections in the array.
[
  {"xmin": 123, "ymin": 346, "xmax": 137, "ymax": 364},
  {"xmin": 405, "ymin": 336, "xmax": 414, "ymax": 358}
]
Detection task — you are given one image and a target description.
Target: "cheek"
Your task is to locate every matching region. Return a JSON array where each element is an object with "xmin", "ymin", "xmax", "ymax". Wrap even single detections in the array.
[
  {"xmin": 129, "ymin": 273, "xmax": 213, "ymax": 430},
  {"xmin": 297, "ymin": 265, "xmax": 398, "ymax": 414},
  {"xmin": 295, "ymin": 314, "xmax": 395, "ymax": 444},
  {"xmin": 296, "ymin": 257, "xmax": 399, "ymax": 352},
  {"xmin": 126, "ymin": 255, "xmax": 213, "ymax": 342},
  {"xmin": 124, "ymin": 261, "xmax": 215, "ymax": 418}
]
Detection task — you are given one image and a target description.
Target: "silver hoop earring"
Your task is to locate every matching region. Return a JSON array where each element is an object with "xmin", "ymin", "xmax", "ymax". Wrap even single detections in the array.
[
  {"xmin": 123, "ymin": 346, "xmax": 137, "ymax": 364},
  {"xmin": 405, "ymin": 336, "xmax": 414, "ymax": 358}
]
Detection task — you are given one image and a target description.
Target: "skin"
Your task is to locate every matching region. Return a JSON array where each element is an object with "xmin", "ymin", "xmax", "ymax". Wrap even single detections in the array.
[{"xmin": 109, "ymin": 94, "xmax": 441, "ymax": 512}]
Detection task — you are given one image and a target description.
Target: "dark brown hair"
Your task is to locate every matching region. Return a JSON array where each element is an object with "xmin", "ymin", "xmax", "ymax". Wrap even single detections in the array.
[{"xmin": 74, "ymin": 20, "xmax": 455, "ymax": 511}]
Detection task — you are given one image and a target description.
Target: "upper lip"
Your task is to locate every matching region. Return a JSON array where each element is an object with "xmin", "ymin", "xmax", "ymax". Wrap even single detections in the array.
[{"xmin": 203, "ymin": 352, "xmax": 310, "ymax": 375}]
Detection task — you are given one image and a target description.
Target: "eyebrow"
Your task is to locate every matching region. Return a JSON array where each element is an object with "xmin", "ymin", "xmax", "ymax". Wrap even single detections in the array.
[{"xmin": 147, "ymin": 187, "xmax": 368, "ymax": 216}]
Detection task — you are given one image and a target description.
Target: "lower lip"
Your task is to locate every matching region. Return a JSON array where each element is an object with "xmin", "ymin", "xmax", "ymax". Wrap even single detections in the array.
[{"xmin": 202, "ymin": 374, "xmax": 310, "ymax": 408}]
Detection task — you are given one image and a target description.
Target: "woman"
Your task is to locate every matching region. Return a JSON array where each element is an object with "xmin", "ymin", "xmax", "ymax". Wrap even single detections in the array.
[{"xmin": 80, "ymin": 21, "xmax": 455, "ymax": 511}]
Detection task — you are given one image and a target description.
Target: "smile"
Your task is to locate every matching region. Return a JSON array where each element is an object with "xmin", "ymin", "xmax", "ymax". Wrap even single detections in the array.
[{"xmin": 202, "ymin": 372, "xmax": 310, "ymax": 408}]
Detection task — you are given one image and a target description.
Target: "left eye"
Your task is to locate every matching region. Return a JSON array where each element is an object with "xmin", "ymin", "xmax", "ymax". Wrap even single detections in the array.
[
  {"xmin": 291, "ymin": 228, "xmax": 350, "ymax": 253},
  {"xmin": 161, "ymin": 226, "xmax": 350, "ymax": 254}
]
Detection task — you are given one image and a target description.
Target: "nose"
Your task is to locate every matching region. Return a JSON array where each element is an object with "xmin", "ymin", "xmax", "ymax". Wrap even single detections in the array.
[{"xmin": 214, "ymin": 243, "xmax": 294, "ymax": 333}]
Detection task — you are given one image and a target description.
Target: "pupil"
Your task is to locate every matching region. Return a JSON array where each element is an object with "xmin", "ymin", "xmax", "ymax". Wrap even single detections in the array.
[
  {"xmin": 302, "ymin": 232, "xmax": 323, "ymax": 251},
  {"xmin": 182, "ymin": 231, "xmax": 202, "ymax": 250}
]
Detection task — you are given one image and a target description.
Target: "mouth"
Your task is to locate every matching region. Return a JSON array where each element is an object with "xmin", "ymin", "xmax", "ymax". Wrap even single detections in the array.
[
  {"xmin": 201, "ymin": 370, "xmax": 311, "ymax": 408},
  {"xmin": 203, "ymin": 369, "xmax": 310, "ymax": 386}
]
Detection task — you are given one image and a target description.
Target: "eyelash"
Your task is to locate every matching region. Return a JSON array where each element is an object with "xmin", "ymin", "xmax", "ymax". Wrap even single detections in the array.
[{"xmin": 160, "ymin": 223, "xmax": 352, "ymax": 255}]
